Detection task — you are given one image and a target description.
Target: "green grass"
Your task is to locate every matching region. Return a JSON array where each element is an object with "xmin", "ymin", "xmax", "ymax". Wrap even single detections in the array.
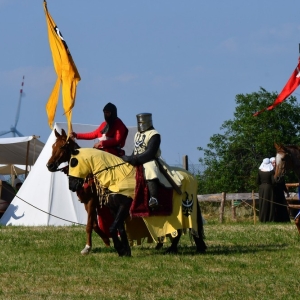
[{"xmin": 1, "ymin": 222, "xmax": 300, "ymax": 300}]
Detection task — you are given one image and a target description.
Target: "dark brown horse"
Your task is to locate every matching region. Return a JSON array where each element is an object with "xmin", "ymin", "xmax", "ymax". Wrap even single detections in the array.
[
  {"xmin": 274, "ymin": 143, "xmax": 300, "ymax": 182},
  {"xmin": 47, "ymin": 128, "xmax": 112, "ymax": 255},
  {"xmin": 274, "ymin": 143, "xmax": 300, "ymax": 233}
]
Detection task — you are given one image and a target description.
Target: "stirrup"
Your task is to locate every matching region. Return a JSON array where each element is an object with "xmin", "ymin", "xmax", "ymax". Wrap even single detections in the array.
[{"xmin": 149, "ymin": 197, "xmax": 159, "ymax": 208}]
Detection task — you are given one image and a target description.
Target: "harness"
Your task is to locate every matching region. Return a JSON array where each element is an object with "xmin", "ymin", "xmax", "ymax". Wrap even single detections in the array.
[{"xmin": 75, "ymin": 162, "xmax": 128, "ymax": 207}]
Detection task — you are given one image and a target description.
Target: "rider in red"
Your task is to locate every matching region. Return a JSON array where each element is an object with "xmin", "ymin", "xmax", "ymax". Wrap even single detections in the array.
[{"xmin": 71, "ymin": 102, "xmax": 128, "ymax": 157}]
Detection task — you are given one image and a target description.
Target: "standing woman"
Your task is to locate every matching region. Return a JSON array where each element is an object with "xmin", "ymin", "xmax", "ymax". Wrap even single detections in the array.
[
  {"xmin": 270, "ymin": 157, "xmax": 290, "ymax": 222},
  {"xmin": 257, "ymin": 158, "xmax": 275, "ymax": 222}
]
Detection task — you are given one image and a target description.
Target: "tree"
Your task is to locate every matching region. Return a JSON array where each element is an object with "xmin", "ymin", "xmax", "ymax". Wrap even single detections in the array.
[{"xmin": 197, "ymin": 88, "xmax": 300, "ymax": 194}]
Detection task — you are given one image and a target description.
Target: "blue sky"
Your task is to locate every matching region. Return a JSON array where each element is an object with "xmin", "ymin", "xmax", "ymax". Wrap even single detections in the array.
[{"xmin": 1, "ymin": 1, "xmax": 300, "ymax": 165}]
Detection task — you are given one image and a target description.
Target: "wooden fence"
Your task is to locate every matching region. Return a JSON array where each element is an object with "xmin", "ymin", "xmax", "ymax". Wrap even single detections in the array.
[
  {"xmin": 197, "ymin": 192, "xmax": 258, "ymax": 223},
  {"xmin": 197, "ymin": 183, "xmax": 300, "ymax": 223}
]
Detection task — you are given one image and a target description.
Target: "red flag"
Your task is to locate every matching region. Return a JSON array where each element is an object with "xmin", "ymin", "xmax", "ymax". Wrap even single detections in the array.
[{"xmin": 253, "ymin": 58, "xmax": 300, "ymax": 116}]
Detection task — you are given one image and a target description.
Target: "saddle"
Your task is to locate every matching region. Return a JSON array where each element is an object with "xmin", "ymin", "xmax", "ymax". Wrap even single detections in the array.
[{"xmin": 130, "ymin": 165, "xmax": 173, "ymax": 218}]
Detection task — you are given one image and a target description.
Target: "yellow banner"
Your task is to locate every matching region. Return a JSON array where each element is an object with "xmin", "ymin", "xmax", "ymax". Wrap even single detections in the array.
[{"xmin": 43, "ymin": 0, "xmax": 81, "ymax": 134}]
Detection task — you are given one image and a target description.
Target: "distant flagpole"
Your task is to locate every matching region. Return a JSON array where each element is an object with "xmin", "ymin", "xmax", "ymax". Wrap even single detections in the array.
[
  {"xmin": 43, "ymin": 0, "xmax": 81, "ymax": 134},
  {"xmin": 254, "ymin": 44, "xmax": 300, "ymax": 116}
]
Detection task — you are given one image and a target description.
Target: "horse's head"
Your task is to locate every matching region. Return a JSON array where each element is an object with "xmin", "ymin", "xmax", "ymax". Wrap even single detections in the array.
[
  {"xmin": 274, "ymin": 143, "xmax": 293, "ymax": 182},
  {"xmin": 69, "ymin": 175, "xmax": 84, "ymax": 192},
  {"xmin": 47, "ymin": 128, "xmax": 80, "ymax": 172}
]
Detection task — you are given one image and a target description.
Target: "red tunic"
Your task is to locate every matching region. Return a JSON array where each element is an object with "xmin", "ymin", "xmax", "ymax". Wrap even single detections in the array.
[{"xmin": 76, "ymin": 118, "xmax": 128, "ymax": 156}]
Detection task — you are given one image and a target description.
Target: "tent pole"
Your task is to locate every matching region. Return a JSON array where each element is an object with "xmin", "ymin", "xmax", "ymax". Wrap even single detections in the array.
[
  {"xmin": 25, "ymin": 141, "xmax": 30, "ymax": 178},
  {"xmin": 11, "ymin": 164, "xmax": 14, "ymax": 186}
]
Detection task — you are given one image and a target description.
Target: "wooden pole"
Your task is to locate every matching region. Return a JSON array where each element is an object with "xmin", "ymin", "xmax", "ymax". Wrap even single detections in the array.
[
  {"xmin": 25, "ymin": 141, "xmax": 30, "ymax": 179},
  {"xmin": 252, "ymin": 190, "xmax": 256, "ymax": 225},
  {"xmin": 231, "ymin": 199, "xmax": 237, "ymax": 221},
  {"xmin": 219, "ymin": 192, "xmax": 226, "ymax": 223},
  {"xmin": 182, "ymin": 155, "xmax": 188, "ymax": 171}
]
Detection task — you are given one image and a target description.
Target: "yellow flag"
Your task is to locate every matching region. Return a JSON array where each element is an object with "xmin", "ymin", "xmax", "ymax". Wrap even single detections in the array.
[{"xmin": 43, "ymin": 0, "xmax": 81, "ymax": 134}]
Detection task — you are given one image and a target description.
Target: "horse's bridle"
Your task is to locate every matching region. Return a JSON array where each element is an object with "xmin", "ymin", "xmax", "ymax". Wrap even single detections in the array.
[{"xmin": 50, "ymin": 138, "xmax": 80, "ymax": 172}]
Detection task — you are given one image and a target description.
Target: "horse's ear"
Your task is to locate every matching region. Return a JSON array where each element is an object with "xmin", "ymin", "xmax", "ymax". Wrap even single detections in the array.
[
  {"xmin": 54, "ymin": 129, "xmax": 61, "ymax": 138},
  {"xmin": 274, "ymin": 143, "xmax": 282, "ymax": 151},
  {"xmin": 61, "ymin": 129, "xmax": 67, "ymax": 137}
]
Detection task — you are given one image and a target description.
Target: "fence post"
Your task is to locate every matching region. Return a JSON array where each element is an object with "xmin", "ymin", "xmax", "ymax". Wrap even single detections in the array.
[
  {"xmin": 182, "ymin": 155, "xmax": 188, "ymax": 171},
  {"xmin": 252, "ymin": 190, "xmax": 256, "ymax": 225},
  {"xmin": 219, "ymin": 192, "xmax": 226, "ymax": 223},
  {"xmin": 231, "ymin": 199, "xmax": 237, "ymax": 221}
]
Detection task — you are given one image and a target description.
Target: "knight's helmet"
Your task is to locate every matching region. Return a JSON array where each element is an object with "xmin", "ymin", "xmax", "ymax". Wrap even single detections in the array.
[{"xmin": 136, "ymin": 113, "xmax": 153, "ymax": 132}]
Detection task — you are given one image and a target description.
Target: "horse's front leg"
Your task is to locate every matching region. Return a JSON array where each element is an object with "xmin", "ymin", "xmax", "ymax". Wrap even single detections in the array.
[
  {"xmin": 81, "ymin": 202, "xmax": 94, "ymax": 255},
  {"xmin": 117, "ymin": 216, "xmax": 131, "ymax": 257},
  {"xmin": 107, "ymin": 194, "xmax": 132, "ymax": 257}
]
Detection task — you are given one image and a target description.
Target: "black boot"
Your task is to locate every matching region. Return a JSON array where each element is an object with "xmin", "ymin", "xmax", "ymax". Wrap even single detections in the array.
[{"xmin": 147, "ymin": 179, "xmax": 159, "ymax": 208}]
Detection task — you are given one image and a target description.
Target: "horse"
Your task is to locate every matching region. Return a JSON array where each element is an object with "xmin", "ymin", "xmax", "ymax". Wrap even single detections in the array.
[
  {"xmin": 47, "ymin": 129, "xmax": 112, "ymax": 255},
  {"xmin": 67, "ymin": 147, "xmax": 207, "ymax": 257},
  {"xmin": 274, "ymin": 143, "xmax": 300, "ymax": 233},
  {"xmin": 47, "ymin": 129, "xmax": 153, "ymax": 255},
  {"xmin": 274, "ymin": 143, "xmax": 300, "ymax": 182}
]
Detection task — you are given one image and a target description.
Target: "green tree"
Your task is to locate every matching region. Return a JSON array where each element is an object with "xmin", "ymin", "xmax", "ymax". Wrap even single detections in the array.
[{"xmin": 197, "ymin": 88, "xmax": 300, "ymax": 194}]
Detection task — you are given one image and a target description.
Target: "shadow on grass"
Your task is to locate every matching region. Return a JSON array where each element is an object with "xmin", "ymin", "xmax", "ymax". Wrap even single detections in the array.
[
  {"xmin": 92, "ymin": 246, "xmax": 117, "ymax": 254},
  {"xmin": 130, "ymin": 242, "xmax": 290, "ymax": 256},
  {"xmin": 206, "ymin": 242, "xmax": 289, "ymax": 255}
]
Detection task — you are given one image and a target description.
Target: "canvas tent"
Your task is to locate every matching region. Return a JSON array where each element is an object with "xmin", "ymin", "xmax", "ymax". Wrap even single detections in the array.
[
  {"xmin": 0, "ymin": 164, "xmax": 31, "ymax": 175},
  {"xmin": 0, "ymin": 164, "xmax": 30, "ymax": 187},
  {"xmin": 0, "ymin": 135, "xmax": 44, "ymax": 165},
  {"xmin": 0, "ymin": 122, "xmax": 137, "ymax": 226},
  {"xmin": 0, "ymin": 135, "xmax": 44, "ymax": 179}
]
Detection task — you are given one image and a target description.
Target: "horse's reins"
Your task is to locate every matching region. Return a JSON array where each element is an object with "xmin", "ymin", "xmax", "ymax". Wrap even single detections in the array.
[{"xmin": 92, "ymin": 162, "xmax": 127, "ymax": 176}]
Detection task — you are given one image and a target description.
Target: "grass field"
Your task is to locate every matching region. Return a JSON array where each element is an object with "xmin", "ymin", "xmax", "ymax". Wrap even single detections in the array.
[{"xmin": 1, "ymin": 220, "xmax": 300, "ymax": 300}]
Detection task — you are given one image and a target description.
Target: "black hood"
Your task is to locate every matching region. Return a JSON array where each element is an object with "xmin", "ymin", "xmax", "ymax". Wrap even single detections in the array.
[{"xmin": 103, "ymin": 102, "xmax": 117, "ymax": 124}]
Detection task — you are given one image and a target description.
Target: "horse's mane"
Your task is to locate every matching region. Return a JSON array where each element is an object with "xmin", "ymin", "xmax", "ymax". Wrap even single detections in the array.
[{"xmin": 284, "ymin": 144, "xmax": 300, "ymax": 151}]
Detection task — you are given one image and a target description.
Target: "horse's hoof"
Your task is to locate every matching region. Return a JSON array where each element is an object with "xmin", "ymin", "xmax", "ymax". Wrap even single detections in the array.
[
  {"xmin": 155, "ymin": 242, "xmax": 164, "ymax": 250},
  {"xmin": 81, "ymin": 245, "xmax": 91, "ymax": 255},
  {"xmin": 118, "ymin": 246, "xmax": 131, "ymax": 257},
  {"xmin": 165, "ymin": 247, "xmax": 178, "ymax": 254},
  {"xmin": 195, "ymin": 249, "xmax": 206, "ymax": 254}
]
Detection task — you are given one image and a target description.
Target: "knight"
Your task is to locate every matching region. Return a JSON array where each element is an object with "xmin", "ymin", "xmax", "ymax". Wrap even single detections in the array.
[{"xmin": 122, "ymin": 113, "xmax": 183, "ymax": 208}]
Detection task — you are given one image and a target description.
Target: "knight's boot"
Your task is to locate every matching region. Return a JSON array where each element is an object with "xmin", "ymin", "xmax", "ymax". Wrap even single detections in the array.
[{"xmin": 147, "ymin": 179, "xmax": 159, "ymax": 208}]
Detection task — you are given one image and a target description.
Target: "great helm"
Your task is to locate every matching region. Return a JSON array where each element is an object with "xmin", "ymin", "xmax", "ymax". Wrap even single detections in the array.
[{"xmin": 136, "ymin": 113, "xmax": 153, "ymax": 132}]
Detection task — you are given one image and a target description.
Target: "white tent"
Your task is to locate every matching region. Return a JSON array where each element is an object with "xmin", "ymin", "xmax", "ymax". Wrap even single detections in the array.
[
  {"xmin": 0, "ymin": 164, "xmax": 31, "ymax": 175},
  {"xmin": 0, "ymin": 122, "xmax": 137, "ymax": 226},
  {"xmin": 0, "ymin": 135, "xmax": 44, "ymax": 180}
]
